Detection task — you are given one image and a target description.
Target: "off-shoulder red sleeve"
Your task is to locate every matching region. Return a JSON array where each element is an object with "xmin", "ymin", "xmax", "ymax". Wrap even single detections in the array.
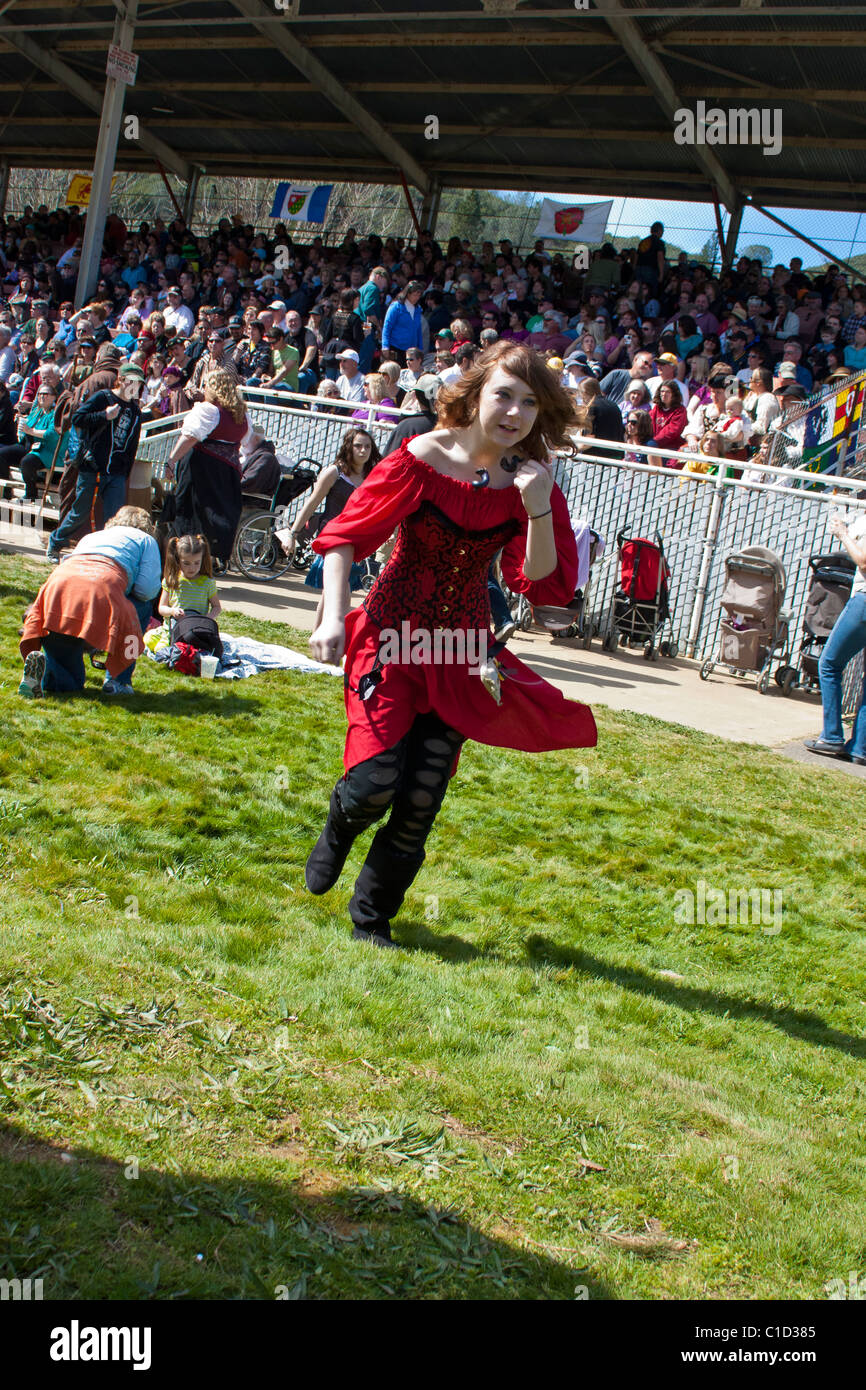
[
  {"xmin": 499, "ymin": 483, "xmax": 578, "ymax": 606},
  {"xmin": 311, "ymin": 447, "xmax": 426, "ymax": 563}
]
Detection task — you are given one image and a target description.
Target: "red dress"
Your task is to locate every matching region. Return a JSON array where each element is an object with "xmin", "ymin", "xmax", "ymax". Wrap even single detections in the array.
[{"xmin": 312, "ymin": 440, "xmax": 597, "ymax": 772}]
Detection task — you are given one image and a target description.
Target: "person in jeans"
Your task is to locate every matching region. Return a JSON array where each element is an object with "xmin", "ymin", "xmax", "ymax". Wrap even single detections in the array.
[
  {"xmin": 19, "ymin": 506, "xmax": 161, "ymax": 697},
  {"xmin": 806, "ymin": 508, "xmax": 866, "ymax": 765},
  {"xmin": 46, "ymin": 364, "xmax": 145, "ymax": 562}
]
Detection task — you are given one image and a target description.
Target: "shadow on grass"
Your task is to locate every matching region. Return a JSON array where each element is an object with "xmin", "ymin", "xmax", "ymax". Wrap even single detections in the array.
[
  {"xmin": 34, "ymin": 689, "xmax": 263, "ymax": 718},
  {"xmin": 526, "ymin": 936, "xmax": 866, "ymax": 1060},
  {"xmin": 0, "ymin": 1119, "xmax": 608, "ymax": 1301},
  {"xmin": 398, "ymin": 923, "xmax": 866, "ymax": 1058}
]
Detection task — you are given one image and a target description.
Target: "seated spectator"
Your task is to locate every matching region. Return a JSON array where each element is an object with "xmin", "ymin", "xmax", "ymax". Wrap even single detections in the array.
[
  {"xmin": 312, "ymin": 378, "xmax": 342, "ymax": 413},
  {"xmin": 352, "ymin": 371, "xmax": 397, "ymax": 424},
  {"xmin": 686, "ymin": 352, "xmax": 711, "ymax": 406},
  {"xmin": 336, "ymin": 348, "xmax": 365, "ymax": 403},
  {"xmin": 675, "ymin": 315, "xmax": 703, "ymax": 360},
  {"xmin": 743, "ymin": 366, "xmax": 781, "ymax": 441},
  {"xmin": 501, "ymin": 308, "xmax": 530, "ymax": 344},
  {"xmin": 646, "ymin": 353, "xmax": 689, "ymax": 408},
  {"xmin": 624, "ymin": 409, "xmax": 655, "ymax": 463},
  {"xmin": 438, "ymin": 342, "xmax": 477, "ymax": 386},
  {"xmin": 235, "ymin": 321, "xmax": 272, "ymax": 383},
  {"xmin": 774, "ymin": 340, "xmax": 813, "ymax": 392},
  {"xmin": 650, "ymin": 381, "xmax": 689, "ymax": 463},
  {"xmin": 843, "ymin": 324, "xmax": 866, "ymax": 371},
  {"xmin": 147, "ymin": 363, "xmax": 191, "ymax": 418},
  {"xmin": 685, "ymin": 365, "xmax": 732, "ymax": 449},
  {"xmin": 576, "ymin": 376, "xmax": 625, "ymax": 453},
  {"xmin": 619, "ymin": 380, "xmax": 651, "ymax": 423}
]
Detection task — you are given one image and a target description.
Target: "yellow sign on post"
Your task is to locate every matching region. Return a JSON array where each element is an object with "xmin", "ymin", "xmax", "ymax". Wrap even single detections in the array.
[{"xmin": 66, "ymin": 173, "xmax": 117, "ymax": 207}]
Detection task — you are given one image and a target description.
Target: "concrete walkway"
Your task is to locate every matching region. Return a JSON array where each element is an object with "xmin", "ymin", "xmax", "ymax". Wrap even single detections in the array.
[
  {"xmin": 6, "ymin": 525, "xmax": 862, "ymax": 777},
  {"xmin": 215, "ymin": 565, "xmax": 828, "ymax": 750}
]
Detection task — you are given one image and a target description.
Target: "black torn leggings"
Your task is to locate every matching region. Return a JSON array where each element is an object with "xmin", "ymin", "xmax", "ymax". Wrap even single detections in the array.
[{"xmin": 337, "ymin": 712, "xmax": 465, "ymax": 857}]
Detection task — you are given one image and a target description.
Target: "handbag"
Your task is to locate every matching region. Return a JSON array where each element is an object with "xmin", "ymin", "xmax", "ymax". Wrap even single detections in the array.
[{"xmin": 171, "ymin": 611, "xmax": 223, "ymax": 658}]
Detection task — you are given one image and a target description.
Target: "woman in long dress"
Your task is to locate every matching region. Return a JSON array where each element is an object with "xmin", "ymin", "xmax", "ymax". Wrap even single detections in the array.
[
  {"xmin": 305, "ymin": 341, "xmax": 597, "ymax": 948},
  {"xmin": 166, "ymin": 369, "xmax": 257, "ymax": 570}
]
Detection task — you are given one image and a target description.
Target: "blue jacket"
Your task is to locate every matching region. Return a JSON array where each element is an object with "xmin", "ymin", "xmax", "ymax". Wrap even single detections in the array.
[
  {"xmin": 382, "ymin": 300, "xmax": 423, "ymax": 352},
  {"xmin": 75, "ymin": 526, "xmax": 162, "ymax": 601}
]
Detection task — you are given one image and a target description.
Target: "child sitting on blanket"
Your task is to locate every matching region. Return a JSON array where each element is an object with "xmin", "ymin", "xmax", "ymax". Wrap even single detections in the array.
[{"xmin": 159, "ymin": 533, "xmax": 222, "ymax": 623}]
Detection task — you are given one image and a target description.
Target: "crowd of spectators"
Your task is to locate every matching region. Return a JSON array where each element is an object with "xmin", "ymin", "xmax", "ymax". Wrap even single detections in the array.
[{"xmin": 1, "ymin": 202, "xmax": 864, "ymax": 508}]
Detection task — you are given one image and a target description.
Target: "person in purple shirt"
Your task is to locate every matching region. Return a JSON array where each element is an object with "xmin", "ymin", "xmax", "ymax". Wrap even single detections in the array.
[
  {"xmin": 527, "ymin": 311, "xmax": 572, "ymax": 357},
  {"xmin": 693, "ymin": 293, "xmax": 720, "ymax": 337}
]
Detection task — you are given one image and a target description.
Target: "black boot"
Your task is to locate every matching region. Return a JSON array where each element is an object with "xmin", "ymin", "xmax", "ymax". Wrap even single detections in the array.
[
  {"xmin": 305, "ymin": 784, "xmax": 369, "ymax": 895},
  {"xmin": 348, "ymin": 829, "xmax": 425, "ymax": 948}
]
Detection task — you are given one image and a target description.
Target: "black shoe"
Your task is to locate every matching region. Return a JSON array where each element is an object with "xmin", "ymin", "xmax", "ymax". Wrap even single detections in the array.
[
  {"xmin": 352, "ymin": 926, "xmax": 400, "ymax": 949},
  {"xmin": 305, "ymin": 785, "xmax": 361, "ymax": 895},
  {"xmin": 348, "ymin": 829, "xmax": 425, "ymax": 943},
  {"xmin": 804, "ymin": 739, "xmax": 851, "ymax": 760},
  {"xmin": 852, "ymin": 755, "xmax": 866, "ymax": 766}
]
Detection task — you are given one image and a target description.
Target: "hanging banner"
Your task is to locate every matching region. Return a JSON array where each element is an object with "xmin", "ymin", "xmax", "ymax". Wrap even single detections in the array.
[
  {"xmin": 269, "ymin": 183, "xmax": 333, "ymax": 223},
  {"xmin": 799, "ymin": 377, "xmax": 866, "ymax": 475},
  {"xmin": 533, "ymin": 197, "xmax": 613, "ymax": 243},
  {"xmin": 66, "ymin": 173, "xmax": 118, "ymax": 207}
]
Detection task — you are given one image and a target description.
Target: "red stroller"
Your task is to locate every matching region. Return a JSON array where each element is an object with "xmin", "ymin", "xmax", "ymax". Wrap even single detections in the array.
[{"xmin": 602, "ymin": 530, "xmax": 678, "ymax": 660}]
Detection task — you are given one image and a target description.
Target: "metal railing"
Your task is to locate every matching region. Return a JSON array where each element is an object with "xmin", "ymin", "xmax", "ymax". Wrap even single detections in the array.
[{"xmin": 140, "ymin": 405, "xmax": 866, "ymax": 717}]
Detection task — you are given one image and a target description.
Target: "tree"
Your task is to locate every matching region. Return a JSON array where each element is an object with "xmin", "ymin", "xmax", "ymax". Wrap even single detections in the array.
[{"xmin": 740, "ymin": 243, "xmax": 773, "ymax": 267}]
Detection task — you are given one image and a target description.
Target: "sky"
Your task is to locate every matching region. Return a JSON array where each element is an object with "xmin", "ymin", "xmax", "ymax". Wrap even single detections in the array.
[{"xmin": 510, "ymin": 193, "xmax": 866, "ymax": 271}]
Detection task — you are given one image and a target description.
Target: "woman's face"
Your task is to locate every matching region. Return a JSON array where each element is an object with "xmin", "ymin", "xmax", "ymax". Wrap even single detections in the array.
[
  {"xmin": 581, "ymin": 333, "xmax": 596, "ymax": 353},
  {"xmin": 351, "ymin": 433, "xmax": 372, "ymax": 466},
  {"xmin": 625, "ymin": 388, "xmax": 644, "ymax": 406},
  {"xmin": 659, "ymin": 384, "xmax": 676, "ymax": 408},
  {"xmin": 477, "ymin": 366, "xmax": 538, "ymax": 448}
]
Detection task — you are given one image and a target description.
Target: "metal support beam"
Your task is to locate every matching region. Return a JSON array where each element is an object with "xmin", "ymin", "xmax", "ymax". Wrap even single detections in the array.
[
  {"xmin": 419, "ymin": 177, "xmax": 442, "ymax": 237},
  {"xmin": 182, "ymin": 165, "xmax": 201, "ymax": 227},
  {"xmin": 749, "ymin": 203, "xmax": 864, "ymax": 281},
  {"xmin": 227, "ymin": 0, "xmax": 429, "ymax": 192},
  {"xmin": 0, "ymin": 15, "xmax": 190, "ymax": 180},
  {"xmin": 597, "ymin": 0, "xmax": 739, "ymax": 211},
  {"xmin": 723, "ymin": 205, "xmax": 744, "ymax": 269},
  {"xmin": 712, "ymin": 197, "xmax": 727, "ymax": 269},
  {"xmin": 75, "ymin": 0, "xmax": 138, "ymax": 310},
  {"xmin": 0, "ymin": 158, "xmax": 9, "ymax": 217}
]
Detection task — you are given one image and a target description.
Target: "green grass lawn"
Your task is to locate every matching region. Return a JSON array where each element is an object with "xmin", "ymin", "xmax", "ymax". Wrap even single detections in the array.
[{"xmin": 1, "ymin": 551, "xmax": 864, "ymax": 1301}]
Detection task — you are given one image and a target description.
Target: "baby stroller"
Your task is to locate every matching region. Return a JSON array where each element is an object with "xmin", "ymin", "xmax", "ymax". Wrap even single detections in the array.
[
  {"xmin": 510, "ymin": 525, "xmax": 605, "ymax": 645},
  {"xmin": 602, "ymin": 530, "xmax": 678, "ymax": 660},
  {"xmin": 775, "ymin": 551, "xmax": 856, "ymax": 695},
  {"xmin": 699, "ymin": 545, "xmax": 792, "ymax": 694}
]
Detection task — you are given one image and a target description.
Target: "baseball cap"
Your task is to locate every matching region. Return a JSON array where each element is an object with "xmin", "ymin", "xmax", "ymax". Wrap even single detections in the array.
[
  {"xmin": 166, "ymin": 286, "xmax": 181, "ymax": 296},
  {"xmin": 458, "ymin": 278, "xmax": 473, "ymax": 292},
  {"xmin": 657, "ymin": 352, "xmax": 679, "ymax": 364},
  {"xmin": 268, "ymin": 300, "xmax": 287, "ymax": 312},
  {"xmin": 546, "ymin": 356, "xmax": 564, "ymax": 372},
  {"xmin": 776, "ymin": 362, "xmax": 797, "ymax": 378},
  {"xmin": 230, "ymin": 314, "xmax": 244, "ymax": 326},
  {"xmin": 435, "ymin": 328, "xmax": 454, "ymax": 341},
  {"xmin": 775, "ymin": 382, "xmax": 807, "ymax": 400},
  {"xmin": 414, "ymin": 372, "xmax": 441, "ymax": 406},
  {"xmin": 78, "ymin": 337, "xmax": 97, "ymax": 348},
  {"xmin": 119, "ymin": 363, "xmax": 145, "ymax": 380},
  {"xmin": 336, "ymin": 349, "xmax": 360, "ymax": 363}
]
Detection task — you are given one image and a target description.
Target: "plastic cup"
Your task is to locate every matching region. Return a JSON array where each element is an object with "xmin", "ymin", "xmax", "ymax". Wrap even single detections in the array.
[{"xmin": 200, "ymin": 653, "xmax": 218, "ymax": 679}]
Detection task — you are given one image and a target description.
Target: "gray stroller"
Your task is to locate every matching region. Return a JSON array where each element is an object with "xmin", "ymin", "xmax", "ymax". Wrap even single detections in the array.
[{"xmin": 699, "ymin": 546, "xmax": 793, "ymax": 695}]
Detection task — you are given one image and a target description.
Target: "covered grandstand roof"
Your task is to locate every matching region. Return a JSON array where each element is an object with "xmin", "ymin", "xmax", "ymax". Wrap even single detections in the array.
[{"xmin": 0, "ymin": 0, "xmax": 865, "ymax": 213}]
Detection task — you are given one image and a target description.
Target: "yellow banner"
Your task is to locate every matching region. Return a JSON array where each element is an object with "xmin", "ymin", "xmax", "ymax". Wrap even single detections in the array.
[{"xmin": 66, "ymin": 173, "xmax": 117, "ymax": 207}]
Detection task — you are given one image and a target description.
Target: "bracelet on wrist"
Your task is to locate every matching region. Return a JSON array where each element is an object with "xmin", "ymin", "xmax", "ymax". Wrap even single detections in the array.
[{"xmin": 528, "ymin": 507, "xmax": 553, "ymax": 520}]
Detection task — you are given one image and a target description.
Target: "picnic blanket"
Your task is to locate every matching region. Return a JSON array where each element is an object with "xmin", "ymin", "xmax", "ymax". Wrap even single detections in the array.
[{"xmin": 144, "ymin": 622, "xmax": 342, "ymax": 680}]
